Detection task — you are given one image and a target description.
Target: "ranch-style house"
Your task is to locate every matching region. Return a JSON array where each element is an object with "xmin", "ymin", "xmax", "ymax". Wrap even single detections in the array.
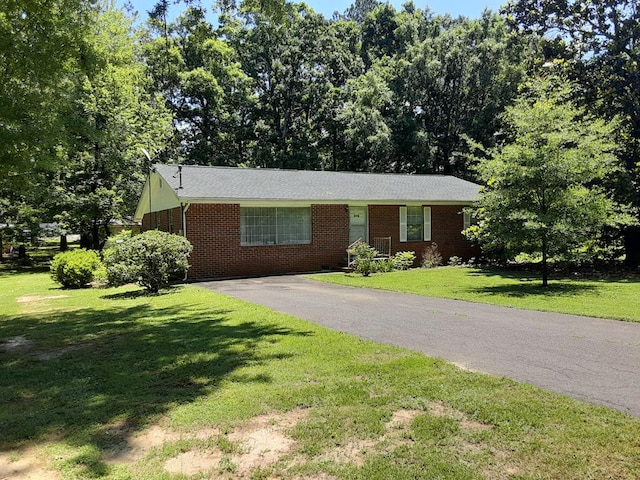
[{"xmin": 134, "ymin": 164, "xmax": 481, "ymax": 279}]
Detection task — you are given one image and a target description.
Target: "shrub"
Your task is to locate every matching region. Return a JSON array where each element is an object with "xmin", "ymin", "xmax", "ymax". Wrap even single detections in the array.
[
  {"xmin": 348, "ymin": 241, "xmax": 379, "ymax": 276},
  {"xmin": 103, "ymin": 229, "xmax": 133, "ymax": 250},
  {"xmin": 104, "ymin": 230, "xmax": 192, "ymax": 293},
  {"xmin": 422, "ymin": 243, "xmax": 442, "ymax": 269},
  {"xmin": 377, "ymin": 258, "xmax": 395, "ymax": 272},
  {"xmin": 50, "ymin": 249, "xmax": 103, "ymax": 288},
  {"xmin": 392, "ymin": 251, "xmax": 416, "ymax": 270},
  {"xmin": 448, "ymin": 255, "xmax": 463, "ymax": 266}
]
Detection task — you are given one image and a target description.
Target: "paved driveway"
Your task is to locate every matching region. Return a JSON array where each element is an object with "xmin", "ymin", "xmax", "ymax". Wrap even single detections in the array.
[{"xmin": 199, "ymin": 275, "xmax": 640, "ymax": 417}]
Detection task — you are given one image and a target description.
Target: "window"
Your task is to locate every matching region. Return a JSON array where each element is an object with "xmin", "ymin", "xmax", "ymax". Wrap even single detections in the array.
[
  {"xmin": 463, "ymin": 211, "xmax": 478, "ymax": 231},
  {"xmin": 400, "ymin": 206, "xmax": 431, "ymax": 242},
  {"xmin": 241, "ymin": 207, "xmax": 311, "ymax": 246}
]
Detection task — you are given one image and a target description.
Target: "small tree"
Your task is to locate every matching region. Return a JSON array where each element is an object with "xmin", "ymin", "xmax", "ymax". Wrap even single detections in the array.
[
  {"xmin": 468, "ymin": 75, "xmax": 635, "ymax": 286},
  {"xmin": 104, "ymin": 231, "xmax": 192, "ymax": 293}
]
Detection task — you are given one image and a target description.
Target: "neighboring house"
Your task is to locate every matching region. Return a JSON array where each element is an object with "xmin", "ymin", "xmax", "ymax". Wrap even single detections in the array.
[{"xmin": 134, "ymin": 164, "xmax": 481, "ymax": 279}]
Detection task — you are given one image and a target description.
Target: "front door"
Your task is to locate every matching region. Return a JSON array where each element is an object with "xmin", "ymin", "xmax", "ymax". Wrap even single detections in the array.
[{"xmin": 349, "ymin": 206, "xmax": 368, "ymax": 244}]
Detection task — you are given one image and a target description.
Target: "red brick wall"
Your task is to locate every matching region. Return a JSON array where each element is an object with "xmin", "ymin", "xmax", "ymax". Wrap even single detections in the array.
[
  {"xmin": 142, "ymin": 202, "xmax": 479, "ymax": 279},
  {"xmin": 431, "ymin": 205, "xmax": 481, "ymax": 261},
  {"xmin": 368, "ymin": 205, "xmax": 480, "ymax": 266},
  {"xmin": 141, "ymin": 207, "xmax": 183, "ymax": 234},
  {"xmin": 184, "ymin": 203, "xmax": 350, "ymax": 279}
]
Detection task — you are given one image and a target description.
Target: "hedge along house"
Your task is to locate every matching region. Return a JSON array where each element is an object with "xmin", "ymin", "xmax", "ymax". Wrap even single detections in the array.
[{"xmin": 134, "ymin": 164, "xmax": 481, "ymax": 280}]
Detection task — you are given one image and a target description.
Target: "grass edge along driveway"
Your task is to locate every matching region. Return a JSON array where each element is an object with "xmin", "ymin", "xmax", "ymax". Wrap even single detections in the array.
[
  {"xmin": 311, "ymin": 266, "xmax": 640, "ymax": 322},
  {"xmin": 0, "ymin": 271, "xmax": 639, "ymax": 479}
]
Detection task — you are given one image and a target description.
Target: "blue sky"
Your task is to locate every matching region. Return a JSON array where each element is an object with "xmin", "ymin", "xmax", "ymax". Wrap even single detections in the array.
[{"xmin": 119, "ymin": 1, "xmax": 506, "ymax": 21}]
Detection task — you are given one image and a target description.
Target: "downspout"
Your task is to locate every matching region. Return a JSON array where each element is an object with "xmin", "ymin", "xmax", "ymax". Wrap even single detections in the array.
[{"xmin": 182, "ymin": 202, "xmax": 190, "ymax": 281}]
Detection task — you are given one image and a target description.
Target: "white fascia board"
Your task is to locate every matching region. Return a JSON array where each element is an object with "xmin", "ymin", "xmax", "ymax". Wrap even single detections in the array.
[{"xmin": 176, "ymin": 197, "xmax": 476, "ymax": 207}]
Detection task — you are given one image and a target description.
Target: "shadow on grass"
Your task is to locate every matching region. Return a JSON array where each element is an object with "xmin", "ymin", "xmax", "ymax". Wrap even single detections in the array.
[
  {"xmin": 0, "ymin": 298, "xmax": 312, "ymax": 465},
  {"xmin": 466, "ymin": 268, "xmax": 598, "ymax": 297},
  {"xmin": 99, "ymin": 285, "xmax": 183, "ymax": 300},
  {"xmin": 0, "ymin": 264, "xmax": 50, "ymax": 276}
]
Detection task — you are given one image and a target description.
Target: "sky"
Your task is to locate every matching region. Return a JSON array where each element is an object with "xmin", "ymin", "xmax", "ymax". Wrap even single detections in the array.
[{"xmin": 119, "ymin": 0, "xmax": 506, "ymax": 22}]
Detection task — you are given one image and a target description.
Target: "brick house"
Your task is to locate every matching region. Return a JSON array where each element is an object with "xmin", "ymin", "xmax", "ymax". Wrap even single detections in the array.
[{"xmin": 134, "ymin": 164, "xmax": 481, "ymax": 280}]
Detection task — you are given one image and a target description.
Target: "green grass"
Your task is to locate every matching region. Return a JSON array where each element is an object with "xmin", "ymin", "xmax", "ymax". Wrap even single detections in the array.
[
  {"xmin": 311, "ymin": 267, "xmax": 640, "ymax": 322},
  {"xmin": 1, "ymin": 270, "xmax": 639, "ymax": 479}
]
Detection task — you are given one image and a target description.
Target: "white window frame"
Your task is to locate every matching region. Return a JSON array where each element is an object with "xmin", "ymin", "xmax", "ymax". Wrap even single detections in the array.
[{"xmin": 400, "ymin": 206, "xmax": 431, "ymax": 242}]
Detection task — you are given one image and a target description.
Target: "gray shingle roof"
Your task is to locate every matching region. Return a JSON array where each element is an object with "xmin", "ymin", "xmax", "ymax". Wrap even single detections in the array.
[{"xmin": 154, "ymin": 164, "xmax": 480, "ymax": 203}]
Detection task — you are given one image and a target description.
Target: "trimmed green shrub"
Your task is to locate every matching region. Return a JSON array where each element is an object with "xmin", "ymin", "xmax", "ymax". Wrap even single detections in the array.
[
  {"xmin": 104, "ymin": 230, "xmax": 192, "ymax": 293},
  {"xmin": 50, "ymin": 249, "xmax": 103, "ymax": 288},
  {"xmin": 391, "ymin": 251, "xmax": 416, "ymax": 270}
]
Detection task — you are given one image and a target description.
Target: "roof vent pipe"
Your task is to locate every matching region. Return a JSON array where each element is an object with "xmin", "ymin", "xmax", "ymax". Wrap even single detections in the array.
[{"xmin": 173, "ymin": 165, "xmax": 183, "ymax": 189}]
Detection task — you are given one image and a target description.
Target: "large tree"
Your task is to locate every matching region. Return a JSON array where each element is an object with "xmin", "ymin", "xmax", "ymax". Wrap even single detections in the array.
[
  {"xmin": 143, "ymin": 7, "xmax": 254, "ymax": 166},
  {"xmin": 396, "ymin": 11, "xmax": 528, "ymax": 175},
  {"xmin": 52, "ymin": 7, "xmax": 172, "ymax": 250},
  {"xmin": 503, "ymin": 0, "xmax": 640, "ymax": 265},
  {"xmin": 468, "ymin": 75, "xmax": 635, "ymax": 286},
  {"xmin": 0, "ymin": 0, "xmax": 97, "ymax": 255}
]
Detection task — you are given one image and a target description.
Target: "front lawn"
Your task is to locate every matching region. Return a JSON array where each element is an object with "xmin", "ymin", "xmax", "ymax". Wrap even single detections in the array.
[
  {"xmin": 1, "ymin": 271, "xmax": 639, "ymax": 479},
  {"xmin": 312, "ymin": 267, "xmax": 640, "ymax": 322}
]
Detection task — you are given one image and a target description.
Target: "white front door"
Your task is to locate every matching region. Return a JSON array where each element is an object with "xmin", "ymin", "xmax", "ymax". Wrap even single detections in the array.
[{"xmin": 349, "ymin": 206, "xmax": 368, "ymax": 244}]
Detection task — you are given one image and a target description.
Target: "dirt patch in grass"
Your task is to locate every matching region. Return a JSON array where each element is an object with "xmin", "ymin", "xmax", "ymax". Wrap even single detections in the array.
[
  {"xmin": 315, "ymin": 409, "xmax": 422, "ymax": 467},
  {"xmin": 15, "ymin": 295, "xmax": 70, "ymax": 314},
  {"xmin": 163, "ymin": 409, "xmax": 309, "ymax": 477},
  {"xmin": 428, "ymin": 401, "xmax": 493, "ymax": 432},
  {"xmin": 0, "ymin": 336, "xmax": 34, "ymax": 353},
  {"xmin": 0, "ymin": 335, "xmax": 91, "ymax": 360},
  {"xmin": 16, "ymin": 295, "xmax": 69, "ymax": 303},
  {"xmin": 159, "ymin": 406, "xmax": 494, "ymax": 477},
  {"xmin": 0, "ymin": 446, "xmax": 60, "ymax": 480},
  {"xmin": 104, "ymin": 419, "xmax": 221, "ymax": 464}
]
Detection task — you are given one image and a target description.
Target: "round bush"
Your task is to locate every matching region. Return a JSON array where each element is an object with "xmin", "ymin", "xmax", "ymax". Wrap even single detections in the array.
[
  {"xmin": 104, "ymin": 230, "xmax": 192, "ymax": 293},
  {"xmin": 50, "ymin": 249, "xmax": 103, "ymax": 288}
]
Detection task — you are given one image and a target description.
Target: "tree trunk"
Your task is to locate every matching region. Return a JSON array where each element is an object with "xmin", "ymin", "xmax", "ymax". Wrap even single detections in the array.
[
  {"xmin": 59, "ymin": 235, "xmax": 68, "ymax": 252},
  {"xmin": 624, "ymin": 226, "xmax": 640, "ymax": 268},
  {"xmin": 80, "ymin": 232, "xmax": 91, "ymax": 249},
  {"xmin": 541, "ymin": 237, "xmax": 549, "ymax": 288},
  {"xmin": 91, "ymin": 222, "xmax": 100, "ymax": 250}
]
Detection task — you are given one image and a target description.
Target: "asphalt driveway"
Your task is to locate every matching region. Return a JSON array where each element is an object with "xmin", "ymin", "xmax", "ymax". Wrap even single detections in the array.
[{"xmin": 199, "ymin": 275, "xmax": 640, "ymax": 417}]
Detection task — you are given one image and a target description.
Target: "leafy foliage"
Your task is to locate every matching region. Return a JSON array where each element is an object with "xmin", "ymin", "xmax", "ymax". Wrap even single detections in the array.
[
  {"xmin": 6, "ymin": 0, "xmax": 640, "ymax": 270},
  {"xmin": 391, "ymin": 251, "xmax": 416, "ymax": 270},
  {"xmin": 503, "ymin": 0, "xmax": 640, "ymax": 265},
  {"xmin": 348, "ymin": 241, "xmax": 379, "ymax": 276},
  {"xmin": 104, "ymin": 231, "xmax": 192, "ymax": 293},
  {"xmin": 0, "ymin": 0, "xmax": 94, "ymax": 179},
  {"xmin": 468, "ymin": 75, "xmax": 636, "ymax": 285},
  {"xmin": 50, "ymin": 249, "xmax": 103, "ymax": 288},
  {"xmin": 348, "ymin": 242, "xmax": 417, "ymax": 275},
  {"xmin": 50, "ymin": 7, "xmax": 172, "ymax": 250}
]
